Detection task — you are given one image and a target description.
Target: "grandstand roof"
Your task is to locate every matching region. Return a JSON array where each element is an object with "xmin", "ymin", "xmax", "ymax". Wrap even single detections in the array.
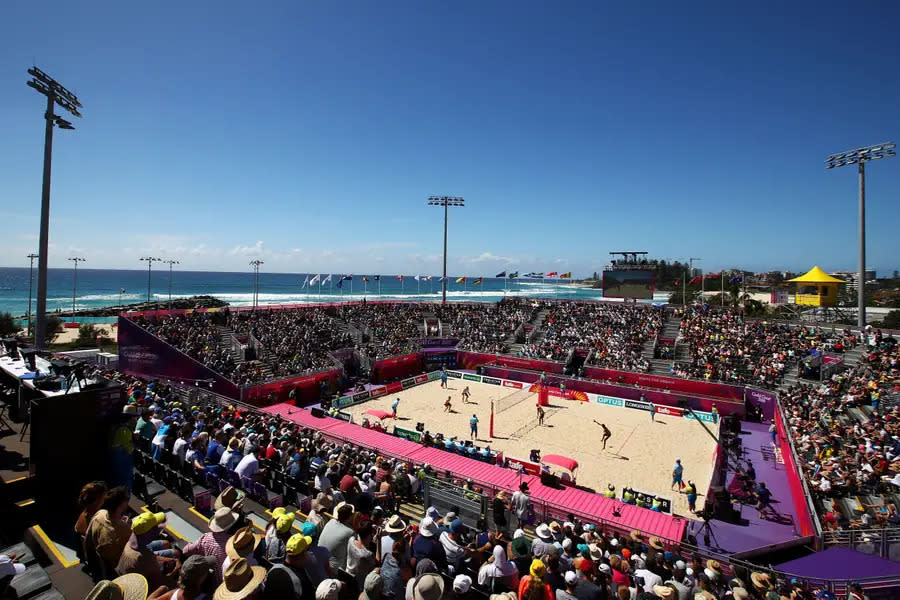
[{"xmin": 786, "ymin": 266, "xmax": 845, "ymax": 284}]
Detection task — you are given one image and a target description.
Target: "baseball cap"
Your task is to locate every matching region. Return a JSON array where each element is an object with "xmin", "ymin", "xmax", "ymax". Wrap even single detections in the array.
[
  {"xmin": 565, "ymin": 571, "xmax": 578, "ymax": 585},
  {"xmin": 132, "ymin": 512, "xmax": 166, "ymax": 535},
  {"xmin": 180, "ymin": 555, "xmax": 216, "ymax": 587},
  {"xmin": 286, "ymin": 534, "xmax": 312, "ymax": 556},
  {"xmin": 453, "ymin": 574, "xmax": 472, "ymax": 594}
]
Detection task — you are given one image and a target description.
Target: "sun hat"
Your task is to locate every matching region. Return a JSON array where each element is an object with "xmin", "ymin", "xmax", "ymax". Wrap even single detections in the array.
[
  {"xmin": 226, "ymin": 526, "xmax": 259, "ymax": 559},
  {"xmin": 751, "ymin": 572, "xmax": 772, "ymax": 589},
  {"xmin": 209, "ymin": 507, "xmax": 240, "ymax": 533},
  {"xmin": 562, "ymin": 538, "xmax": 573, "ymax": 551},
  {"xmin": 453, "ymin": 574, "xmax": 472, "ymax": 594},
  {"xmin": 413, "ymin": 573, "xmax": 445, "ymax": 600},
  {"xmin": 489, "ymin": 594, "xmax": 517, "ymax": 600},
  {"xmin": 649, "ymin": 536, "xmax": 664, "ymax": 550},
  {"xmin": 732, "ymin": 588, "xmax": 750, "ymax": 600},
  {"xmin": 513, "ymin": 528, "xmax": 525, "ymax": 539},
  {"xmin": 384, "ymin": 514, "xmax": 407, "ymax": 533},
  {"xmin": 181, "ymin": 555, "xmax": 216, "ymax": 588},
  {"xmin": 419, "ymin": 516, "xmax": 439, "ymax": 538},
  {"xmin": 598, "ymin": 563, "xmax": 611, "ymax": 575},
  {"xmin": 442, "ymin": 511, "xmax": 458, "ymax": 525},
  {"xmin": 530, "ymin": 559, "xmax": 546, "ymax": 578},
  {"xmin": 286, "ymin": 534, "xmax": 313, "ymax": 556},
  {"xmin": 589, "ymin": 544, "xmax": 603, "ymax": 561},
  {"xmin": 122, "ymin": 405, "xmax": 139, "ymax": 416},
  {"xmin": 706, "ymin": 559, "xmax": 721, "ymax": 574},
  {"xmin": 215, "ymin": 486, "xmax": 244, "ymax": 511},
  {"xmin": 653, "ymin": 585, "xmax": 675, "ymax": 599},
  {"xmin": 132, "ymin": 512, "xmax": 166, "ymax": 535},
  {"xmin": 363, "ymin": 571, "xmax": 385, "ymax": 600},
  {"xmin": 315, "ymin": 579, "xmax": 343, "ymax": 600},
  {"xmin": 574, "ymin": 557, "xmax": 592, "ymax": 574},
  {"xmin": 334, "ymin": 501, "xmax": 355, "ymax": 517},
  {"xmin": 84, "ymin": 574, "xmax": 149, "ymax": 600},
  {"xmin": 535, "ymin": 523, "xmax": 553, "ymax": 541},
  {"xmin": 549, "ymin": 521, "xmax": 562, "ymax": 534},
  {"xmin": 214, "ymin": 557, "xmax": 266, "ymax": 600},
  {"xmin": 271, "ymin": 507, "xmax": 287, "ymax": 519},
  {"xmin": 276, "ymin": 512, "xmax": 296, "ymax": 534},
  {"xmin": 564, "ymin": 571, "xmax": 578, "ymax": 586},
  {"xmin": 511, "ymin": 537, "xmax": 530, "ymax": 558},
  {"xmin": 0, "ymin": 555, "xmax": 27, "ymax": 579},
  {"xmin": 312, "ymin": 492, "xmax": 333, "ymax": 512},
  {"xmin": 629, "ymin": 529, "xmax": 642, "ymax": 543}
]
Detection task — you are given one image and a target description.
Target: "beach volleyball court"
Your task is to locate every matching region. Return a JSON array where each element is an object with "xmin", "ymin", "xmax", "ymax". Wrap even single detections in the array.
[{"xmin": 343, "ymin": 379, "xmax": 716, "ymax": 518}]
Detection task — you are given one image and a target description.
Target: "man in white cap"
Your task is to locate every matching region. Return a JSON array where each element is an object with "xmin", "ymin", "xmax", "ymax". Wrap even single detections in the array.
[
  {"xmin": 557, "ymin": 571, "xmax": 579, "ymax": 600},
  {"xmin": 412, "ymin": 517, "xmax": 448, "ymax": 571},
  {"xmin": 451, "ymin": 574, "xmax": 472, "ymax": 600}
]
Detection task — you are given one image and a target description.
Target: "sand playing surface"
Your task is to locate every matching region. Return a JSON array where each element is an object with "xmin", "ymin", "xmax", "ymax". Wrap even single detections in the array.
[{"xmin": 344, "ymin": 379, "xmax": 716, "ymax": 518}]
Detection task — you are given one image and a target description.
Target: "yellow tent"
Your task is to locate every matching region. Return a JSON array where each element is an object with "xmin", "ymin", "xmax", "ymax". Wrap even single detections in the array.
[{"xmin": 787, "ymin": 266, "xmax": 844, "ymax": 306}]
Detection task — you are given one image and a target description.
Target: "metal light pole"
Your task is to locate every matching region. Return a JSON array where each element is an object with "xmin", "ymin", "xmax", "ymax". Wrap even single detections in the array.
[
  {"xmin": 140, "ymin": 257, "xmax": 162, "ymax": 308},
  {"xmin": 27, "ymin": 67, "xmax": 83, "ymax": 349},
  {"xmin": 249, "ymin": 260, "xmax": 264, "ymax": 309},
  {"xmin": 427, "ymin": 196, "xmax": 465, "ymax": 304},
  {"xmin": 27, "ymin": 253, "xmax": 39, "ymax": 336},
  {"xmin": 164, "ymin": 259, "xmax": 180, "ymax": 310},
  {"xmin": 826, "ymin": 142, "xmax": 895, "ymax": 329},
  {"xmin": 68, "ymin": 257, "xmax": 86, "ymax": 323},
  {"xmin": 689, "ymin": 257, "xmax": 701, "ymax": 302}
]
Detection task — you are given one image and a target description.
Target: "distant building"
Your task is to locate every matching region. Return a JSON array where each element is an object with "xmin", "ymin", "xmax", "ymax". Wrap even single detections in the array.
[{"xmin": 831, "ymin": 270, "xmax": 877, "ymax": 290}]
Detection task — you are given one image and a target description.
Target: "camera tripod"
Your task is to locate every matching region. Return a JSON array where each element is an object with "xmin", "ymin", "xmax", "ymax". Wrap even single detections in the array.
[{"xmin": 695, "ymin": 513, "xmax": 721, "ymax": 550}]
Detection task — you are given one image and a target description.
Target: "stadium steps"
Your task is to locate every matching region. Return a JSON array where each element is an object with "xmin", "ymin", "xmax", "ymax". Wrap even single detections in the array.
[
  {"xmin": 842, "ymin": 346, "xmax": 866, "ymax": 368},
  {"xmin": 216, "ymin": 325, "xmax": 245, "ymax": 363},
  {"xmin": 661, "ymin": 317, "xmax": 682, "ymax": 339}
]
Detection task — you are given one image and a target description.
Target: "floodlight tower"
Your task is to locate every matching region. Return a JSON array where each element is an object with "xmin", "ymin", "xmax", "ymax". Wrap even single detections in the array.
[
  {"xmin": 826, "ymin": 142, "xmax": 896, "ymax": 329},
  {"xmin": 140, "ymin": 256, "xmax": 162, "ymax": 306},
  {"xmin": 26, "ymin": 66, "xmax": 83, "ymax": 349},
  {"xmin": 164, "ymin": 259, "xmax": 180, "ymax": 310},
  {"xmin": 68, "ymin": 257, "xmax": 86, "ymax": 323},
  {"xmin": 250, "ymin": 260, "xmax": 264, "ymax": 309},
  {"xmin": 427, "ymin": 196, "xmax": 465, "ymax": 304},
  {"xmin": 26, "ymin": 253, "xmax": 39, "ymax": 335}
]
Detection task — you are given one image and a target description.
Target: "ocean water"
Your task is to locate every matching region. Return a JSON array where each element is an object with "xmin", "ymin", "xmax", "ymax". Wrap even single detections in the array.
[{"xmin": 0, "ymin": 267, "xmax": 670, "ymax": 318}]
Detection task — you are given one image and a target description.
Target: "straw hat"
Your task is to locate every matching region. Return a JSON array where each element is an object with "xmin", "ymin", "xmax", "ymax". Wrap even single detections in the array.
[
  {"xmin": 751, "ymin": 572, "xmax": 772, "ymax": 589},
  {"xmin": 648, "ymin": 536, "xmax": 664, "ymax": 550},
  {"xmin": 313, "ymin": 492, "xmax": 333, "ymax": 512},
  {"xmin": 653, "ymin": 585, "xmax": 675, "ymax": 600},
  {"xmin": 413, "ymin": 573, "xmax": 445, "ymax": 600},
  {"xmin": 629, "ymin": 529, "xmax": 643, "ymax": 543},
  {"xmin": 419, "ymin": 516, "xmax": 439, "ymax": 538},
  {"xmin": 589, "ymin": 544, "xmax": 603, "ymax": 561},
  {"xmin": 732, "ymin": 588, "xmax": 750, "ymax": 600},
  {"xmin": 706, "ymin": 559, "xmax": 721, "ymax": 575},
  {"xmin": 214, "ymin": 558, "xmax": 266, "ymax": 600},
  {"xmin": 535, "ymin": 523, "xmax": 553, "ymax": 541},
  {"xmin": 215, "ymin": 486, "xmax": 244, "ymax": 511},
  {"xmin": 85, "ymin": 574, "xmax": 148, "ymax": 600},
  {"xmin": 209, "ymin": 507, "xmax": 240, "ymax": 533},
  {"xmin": 225, "ymin": 526, "xmax": 259, "ymax": 560},
  {"xmin": 383, "ymin": 515, "xmax": 407, "ymax": 534}
]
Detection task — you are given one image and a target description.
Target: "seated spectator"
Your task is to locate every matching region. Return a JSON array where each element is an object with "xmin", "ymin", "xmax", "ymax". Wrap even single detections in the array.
[
  {"xmin": 116, "ymin": 512, "xmax": 178, "ymax": 590},
  {"xmin": 85, "ymin": 486, "xmax": 133, "ymax": 575},
  {"xmin": 214, "ymin": 557, "xmax": 266, "ymax": 600},
  {"xmin": 183, "ymin": 507, "xmax": 242, "ymax": 583}
]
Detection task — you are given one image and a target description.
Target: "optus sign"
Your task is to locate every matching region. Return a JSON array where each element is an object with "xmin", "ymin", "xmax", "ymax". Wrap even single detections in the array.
[
  {"xmin": 684, "ymin": 410, "xmax": 717, "ymax": 423},
  {"xmin": 594, "ymin": 395, "xmax": 624, "ymax": 407}
]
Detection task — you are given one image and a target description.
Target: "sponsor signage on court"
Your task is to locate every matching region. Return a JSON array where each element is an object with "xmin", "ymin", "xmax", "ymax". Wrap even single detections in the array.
[
  {"xmin": 482, "ymin": 376, "xmax": 501, "ymax": 386},
  {"xmin": 401, "ymin": 377, "xmax": 416, "ymax": 389},
  {"xmin": 393, "ymin": 426, "xmax": 423, "ymax": 442},
  {"xmin": 427, "ymin": 371, "xmax": 442, "ymax": 381},
  {"xmin": 505, "ymin": 456, "xmax": 541, "ymax": 476},
  {"xmin": 463, "ymin": 374, "xmax": 482, "ymax": 382},
  {"xmin": 353, "ymin": 391, "xmax": 370, "ymax": 403},
  {"xmin": 593, "ymin": 395, "xmax": 625, "ymax": 407},
  {"xmin": 502, "ymin": 380, "xmax": 524, "ymax": 389},
  {"xmin": 624, "ymin": 399, "xmax": 652, "ymax": 411},
  {"xmin": 654, "ymin": 405, "xmax": 684, "ymax": 417},
  {"xmin": 333, "ymin": 395, "xmax": 355, "ymax": 409},
  {"xmin": 447, "ymin": 370, "xmax": 463, "ymax": 379},
  {"xmin": 414, "ymin": 374, "xmax": 429, "ymax": 384},
  {"xmin": 684, "ymin": 410, "xmax": 716, "ymax": 423},
  {"xmin": 369, "ymin": 386, "xmax": 386, "ymax": 399},
  {"xmin": 385, "ymin": 382, "xmax": 403, "ymax": 394}
]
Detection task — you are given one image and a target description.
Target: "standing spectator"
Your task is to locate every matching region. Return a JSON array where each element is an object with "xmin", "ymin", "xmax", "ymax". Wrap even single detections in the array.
[
  {"xmin": 518, "ymin": 560, "xmax": 553, "ymax": 600},
  {"xmin": 478, "ymin": 545, "xmax": 519, "ymax": 592},
  {"xmin": 411, "ymin": 517, "xmax": 447, "ymax": 571},
  {"xmin": 346, "ymin": 522, "xmax": 377, "ymax": 588},
  {"xmin": 492, "ymin": 492, "xmax": 510, "ymax": 533},
  {"xmin": 319, "ymin": 503, "xmax": 356, "ymax": 572},
  {"xmin": 511, "ymin": 483, "xmax": 531, "ymax": 529}
]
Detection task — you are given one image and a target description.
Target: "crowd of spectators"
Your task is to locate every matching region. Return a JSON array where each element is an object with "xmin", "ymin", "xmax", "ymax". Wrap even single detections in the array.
[
  {"xmin": 135, "ymin": 314, "xmax": 239, "ymax": 379},
  {"xmin": 227, "ymin": 309, "xmax": 352, "ymax": 381},
  {"xmin": 779, "ymin": 330, "xmax": 900, "ymax": 533},
  {"xmin": 674, "ymin": 308, "xmax": 859, "ymax": 387},
  {"xmin": 342, "ymin": 303, "xmax": 428, "ymax": 359},
  {"xmin": 439, "ymin": 301, "xmax": 541, "ymax": 355},
  {"xmin": 520, "ymin": 304, "xmax": 663, "ymax": 372},
  {"xmin": 73, "ymin": 364, "xmax": 833, "ymax": 600}
]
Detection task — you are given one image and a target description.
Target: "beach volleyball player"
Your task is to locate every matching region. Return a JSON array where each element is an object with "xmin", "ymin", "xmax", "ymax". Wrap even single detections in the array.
[{"xmin": 593, "ymin": 420, "xmax": 612, "ymax": 449}]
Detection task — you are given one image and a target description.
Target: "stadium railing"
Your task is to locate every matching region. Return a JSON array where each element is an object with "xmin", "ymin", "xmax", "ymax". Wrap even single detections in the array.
[
  {"xmin": 823, "ymin": 527, "xmax": 900, "ymax": 561},
  {"xmin": 773, "ymin": 393, "xmax": 822, "ymax": 540}
]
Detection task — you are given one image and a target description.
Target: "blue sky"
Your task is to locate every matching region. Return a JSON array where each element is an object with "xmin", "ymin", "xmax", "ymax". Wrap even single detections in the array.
[{"xmin": 2, "ymin": 1, "xmax": 898, "ymax": 277}]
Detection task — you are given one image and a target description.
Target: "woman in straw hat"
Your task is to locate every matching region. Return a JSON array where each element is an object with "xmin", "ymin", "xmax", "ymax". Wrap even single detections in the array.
[
  {"xmin": 213, "ymin": 558, "xmax": 266, "ymax": 600},
  {"xmin": 85, "ymin": 573, "xmax": 153, "ymax": 600},
  {"xmin": 222, "ymin": 526, "xmax": 260, "ymax": 578},
  {"xmin": 516, "ymin": 559, "xmax": 552, "ymax": 600},
  {"xmin": 182, "ymin": 507, "xmax": 242, "ymax": 583}
]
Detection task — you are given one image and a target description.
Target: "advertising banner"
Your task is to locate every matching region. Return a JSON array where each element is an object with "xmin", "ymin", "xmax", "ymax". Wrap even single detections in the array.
[
  {"xmin": 352, "ymin": 391, "xmax": 370, "ymax": 403},
  {"xmin": 684, "ymin": 410, "xmax": 716, "ymax": 423},
  {"xmin": 401, "ymin": 377, "xmax": 416, "ymax": 389},
  {"xmin": 463, "ymin": 374, "xmax": 482, "ymax": 382},
  {"xmin": 482, "ymin": 376, "xmax": 501, "ymax": 386},
  {"xmin": 393, "ymin": 426, "xmax": 423, "ymax": 443},
  {"xmin": 414, "ymin": 374, "xmax": 429, "ymax": 384},
  {"xmin": 505, "ymin": 456, "xmax": 541, "ymax": 476},
  {"xmin": 745, "ymin": 387, "xmax": 776, "ymax": 421},
  {"xmin": 334, "ymin": 395, "xmax": 355, "ymax": 409},
  {"xmin": 502, "ymin": 380, "xmax": 524, "ymax": 390},
  {"xmin": 654, "ymin": 404, "xmax": 684, "ymax": 417},
  {"xmin": 593, "ymin": 395, "xmax": 625, "ymax": 407},
  {"xmin": 369, "ymin": 386, "xmax": 387, "ymax": 399},
  {"xmin": 385, "ymin": 382, "xmax": 403, "ymax": 394},
  {"xmin": 427, "ymin": 371, "xmax": 442, "ymax": 381},
  {"xmin": 448, "ymin": 371, "xmax": 463, "ymax": 379},
  {"xmin": 624, "ymin": 399, "xmax": 652, "ymax": 411},
  {"xmin": 420, "ymin": 338, "xmax": 459, "ymax": 348}
]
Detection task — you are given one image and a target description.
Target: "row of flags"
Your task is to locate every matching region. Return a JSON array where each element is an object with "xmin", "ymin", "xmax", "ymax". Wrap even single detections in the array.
[
  {"xmin": 677, "ymin": 273, "xmax": 744, "ymax": 286},
  {"xmin": 300, "ymin": 272, "xmax": 574, "ymax": 288}
]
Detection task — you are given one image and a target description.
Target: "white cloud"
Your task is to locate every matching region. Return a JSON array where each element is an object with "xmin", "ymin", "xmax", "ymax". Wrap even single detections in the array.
[{"xmin": 469, "ymin": 252, "xmax": 517, "ymax": 264}]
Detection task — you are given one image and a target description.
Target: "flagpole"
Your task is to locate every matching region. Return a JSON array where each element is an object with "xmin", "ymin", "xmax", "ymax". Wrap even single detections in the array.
[
  {"xmin": 379, "ymin": 277, "xmax": 382, "ymax": 296},
  {"xmin": 682, "ymin": 271, "xmax": 686, "ymax": 306},
  {"xmin": 721, "ymin": 270, "xmax": 725, "ymax": 307}
]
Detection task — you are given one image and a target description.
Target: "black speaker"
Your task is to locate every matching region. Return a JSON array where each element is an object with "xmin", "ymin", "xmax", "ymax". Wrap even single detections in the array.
[
  {"xmin": 311, "ymin": 407, "xmax": 325, "ymax": 418},
  {"xmin": 725, "ymin": 415, "xmax": 741, "ymax": 434},
  {"xmin": 540, "ymin": 471, "xmax": 560, "ymax": 488}
]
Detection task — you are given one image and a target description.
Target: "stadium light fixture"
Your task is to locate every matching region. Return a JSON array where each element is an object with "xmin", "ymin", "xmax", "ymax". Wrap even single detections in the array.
[
  {"xmin": 26, "ymin": 253, "xmax": 39, "ymax": 336},
  {"xmin": 250, "ymin": 259, "xmax": 264, "ymax": 309},
  {"xmin": 164, "ymin": 259, "xmax": 180, "ymax": 311},
  {"xmin": 427, "ymin": 195, "xmax": 465, "ymax": 304},
  {"xmin": 140, "ymin": 257, "xmax": 162, "ymax": 307},
  {"xmin": 825, "ymin": 142, "xmax": 895, "ymax": 328},
  {"xmin": 27, "ymin": 66, "xmax": 83, "ymax": 349},
  {"xmin": 68, "ymin": 257, "xmax": 86, "ymax": 324}
]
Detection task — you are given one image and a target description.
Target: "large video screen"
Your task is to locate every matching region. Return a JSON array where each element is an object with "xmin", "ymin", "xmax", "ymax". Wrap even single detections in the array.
[{"xmin": 602, "ymin": 270, "xmax": 654, "ymax": 299}]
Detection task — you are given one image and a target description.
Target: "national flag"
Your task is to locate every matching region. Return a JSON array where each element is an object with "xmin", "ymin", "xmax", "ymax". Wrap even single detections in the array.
[
  {"xmin": 337, "ymin": 274, "xmax": 352, "ymax": 288},
  {"xmin": 729, "ymin": 275, "xmax": 744, "ymax": 284},
  {"xmin": 397, "ymin": 275, "xmax": 404, "ymax": 281},
  {"xmin": 309, "ymin": 274, "xmax": 321, "ymax": 286},
  {"xmin": 525, "ymin": 272, "xmax": 544, "ymax": 278},
  {"xmin": 414, "ymin": 275, "xmax": 420, "ymax": 281},
  {"xmin": 439, "ymin": 276, "xmax": 447, "ymax": 281},
  {"xmin": 456, "ymin": 276, "xmax": 466, "ymax": 284},
  {"xmin": 374, "ymin": 275, "xmax": 380, "ymax": 281},
  {"xmin": 546, "ymin": 271, "xmax": 559, "ymax": 277},
  {"xmin": 423, "ymin": 276, "xmax": 432, "ymax": 281},
  {"xmin": 560, "ymin": 272, "xmax": 572, "ymax": 279},
  {"xmin": 508, "ymin": 272, "xmax": 519, "ymax": 278},
  {"xmin": 301, "ymin": 275, "xmax": 309, "ymax": 288},
  {"xmin": 689, "ymin": 276, "xmax": 702, "ymax": 285},
  {"xmin": 363, "ymin": 276, "xmax": 369, "ymax": 283},
  {"xmin": 473, "ymin": 277, "xmax": 483, "ymax": 285},
  {"xmin": 496, "ymin": 271, "xmax": 506, "ymax": 278},
  {"xmin": 322, "ymin": 274, "xmax": 333, "ymax": 285}
]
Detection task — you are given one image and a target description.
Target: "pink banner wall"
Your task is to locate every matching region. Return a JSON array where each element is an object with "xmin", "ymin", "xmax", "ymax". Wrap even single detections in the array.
[
  {"xmin": 456, "ymin": 352, "xmax": 565, "ymax": 373},
  {"xmin": 242, "ymin": 369, "xmax": 340, "ymax": 407},
  {"xmin": 371, "ymin": 353, "xmax": 425, "ymax": 383},
  {"xmin": 774, "ymin": 399, "xmax": 816, "ymax": 537},
  {"xmin": 583, "ymin": 366, "xmax": 745, "ymax": 401}
]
